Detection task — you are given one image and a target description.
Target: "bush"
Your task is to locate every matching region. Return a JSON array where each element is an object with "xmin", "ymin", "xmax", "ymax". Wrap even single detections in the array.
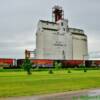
[
  {"xmin": 68, "ymin": 68, "xmax": 71, "ymax": 73},
  {"xmin": 84, "ymin": 67, "xmax": 87, "ymax": 72},
  {"xmin": 48, "ymin": 69, "xmax": 53, "ymax": 74}
]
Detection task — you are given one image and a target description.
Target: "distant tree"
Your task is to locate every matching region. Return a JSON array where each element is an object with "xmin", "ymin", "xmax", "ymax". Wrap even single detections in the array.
[
  {"xmin": 79, "ymin": 64, "xmax": 87, "ymax": 72},
  {"xmin": 22, "ymin": 58, "xmax": 32, "ymax": 75},
  {"xmin": 54, "ymin": 61, "xmax": 62, "ymax": 69},
  {"xmin": 79, "ymin": 64, "xmax": 84, "ymax": 68}
]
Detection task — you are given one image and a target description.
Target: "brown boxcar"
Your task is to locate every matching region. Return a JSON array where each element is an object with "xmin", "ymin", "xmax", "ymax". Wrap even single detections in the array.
[{"xmin": 61, "ymin": 60, "xmax": 84, "ymax": 68}]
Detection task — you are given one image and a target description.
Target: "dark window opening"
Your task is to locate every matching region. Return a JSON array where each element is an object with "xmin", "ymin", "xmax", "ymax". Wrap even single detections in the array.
[{"xmin": 61, "ymin": 22, "xmax": 63, "ymax": 26}]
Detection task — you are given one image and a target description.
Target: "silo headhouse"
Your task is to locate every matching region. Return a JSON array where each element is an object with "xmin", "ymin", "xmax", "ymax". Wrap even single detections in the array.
[{"xmin": 35, "ymin": 6, "xmax": 88, "ymax": 60}]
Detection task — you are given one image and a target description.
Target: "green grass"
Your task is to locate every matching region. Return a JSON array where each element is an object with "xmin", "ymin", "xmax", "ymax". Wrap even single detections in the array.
[{"xmin": 0, "ymin": 70, "xmax": 100, "ymax": 97}]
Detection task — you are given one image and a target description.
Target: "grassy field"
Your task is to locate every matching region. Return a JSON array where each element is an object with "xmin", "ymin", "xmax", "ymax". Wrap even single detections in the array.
[{"xmin": 0, "ymin": 69, "xmax": 100, "ymax": 97}]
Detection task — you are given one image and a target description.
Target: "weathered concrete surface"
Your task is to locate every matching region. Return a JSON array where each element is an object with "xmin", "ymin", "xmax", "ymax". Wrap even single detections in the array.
[{"xmin": 1, "ymin": 89, "xmax": 100, "ymax": 100}]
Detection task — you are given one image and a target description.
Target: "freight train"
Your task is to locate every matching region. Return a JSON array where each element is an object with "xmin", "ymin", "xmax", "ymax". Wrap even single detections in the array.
[{"xmin": 0, "ymin": 58, "xmax": 100, "ymax": 69}]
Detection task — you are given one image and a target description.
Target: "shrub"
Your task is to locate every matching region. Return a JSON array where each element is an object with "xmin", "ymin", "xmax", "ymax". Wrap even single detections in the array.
[
  {"xmin": 84, "ymin": 67, "xmax": 87, "ymax": 72},
  {"xmin": 68, "ymin": 68, "xmax": 71, "ymax": 73},
  {"xmin": 48, "ymin": 69, "xmax": 53, "ymax": 74}
]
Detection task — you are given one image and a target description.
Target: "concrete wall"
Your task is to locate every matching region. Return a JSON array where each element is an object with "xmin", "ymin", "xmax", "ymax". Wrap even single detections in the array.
[{"xmin": 72, "ymin": 34, "xmax": 88, "ymax": 60}]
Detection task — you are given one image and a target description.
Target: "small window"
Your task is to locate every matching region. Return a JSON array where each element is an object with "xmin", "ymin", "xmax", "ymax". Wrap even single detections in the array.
[{"xmin": 61, "ymin": 22, "xmax": 63, "ymax": 26}]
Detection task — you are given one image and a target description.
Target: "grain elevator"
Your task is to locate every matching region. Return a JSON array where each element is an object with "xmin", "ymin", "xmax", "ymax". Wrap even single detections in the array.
[{"xmin": 35, "ymin": 6, "xmax": 88, "ymax": 60}]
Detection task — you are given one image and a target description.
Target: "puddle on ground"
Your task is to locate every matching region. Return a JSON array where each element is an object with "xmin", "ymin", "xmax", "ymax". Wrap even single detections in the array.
[
  {"xmin": 1, "ymin": 89, "xmax": 100, "ymax": 100},
  {"xmin": 88, "ymin": 89, "xmax": 100, "ymax": 96}
]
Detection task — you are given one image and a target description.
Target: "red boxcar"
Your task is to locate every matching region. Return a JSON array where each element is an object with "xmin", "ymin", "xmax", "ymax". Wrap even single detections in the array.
[
  {"xmin": 0, "ymin": 58, "xmax": 14, "ymax": 68},
  {"xmin": 31, "ymin": 59, "xmax": 54, "ymax": 68}
]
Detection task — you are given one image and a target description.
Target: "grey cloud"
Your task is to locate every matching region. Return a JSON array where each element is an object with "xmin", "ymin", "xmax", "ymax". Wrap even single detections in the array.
[{"xmin": 0, "ymin": 41, "xmax": 34, "ymax": 48}]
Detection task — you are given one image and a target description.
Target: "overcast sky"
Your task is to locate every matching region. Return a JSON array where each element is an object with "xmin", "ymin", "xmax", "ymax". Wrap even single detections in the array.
[{"xmin": 0, "ymin": 0, "xmax": 100, "ymax": 58}]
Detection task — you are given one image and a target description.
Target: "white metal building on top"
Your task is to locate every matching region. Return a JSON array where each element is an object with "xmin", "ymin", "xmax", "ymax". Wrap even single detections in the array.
[{"xmin": 35, "ymin": 6, "xmax": 88, "ymax": 60}]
